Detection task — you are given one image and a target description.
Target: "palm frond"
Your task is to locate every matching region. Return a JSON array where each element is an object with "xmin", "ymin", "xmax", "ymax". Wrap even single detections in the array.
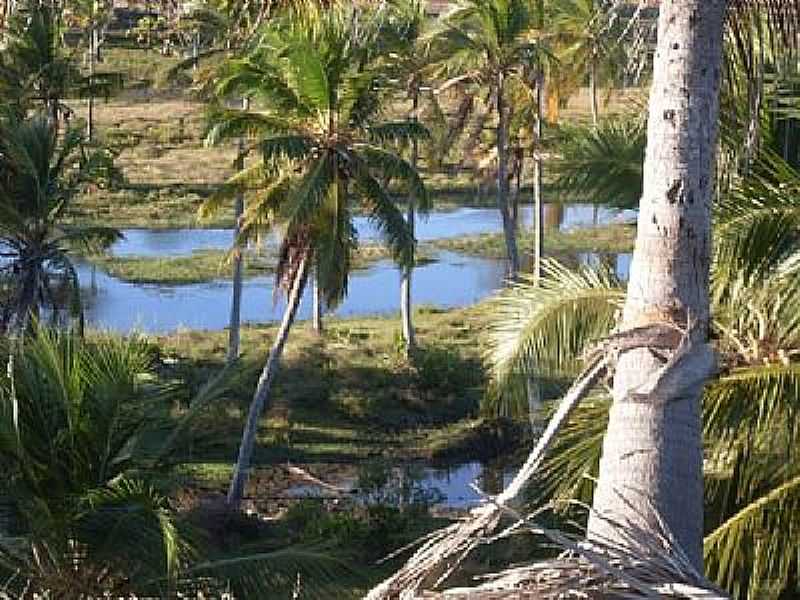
[
  {"xmin": 188, "ymin": 545, "xmax": 360, "ymax": 600},
  {"xmin": 551, "ymin": 116, "xmax": 646, "ymax": 208},
  {"xmin": 483, "ymin": 259, "xmax": 623, "ymax": 416},
  {"xmin": 705, "ymin": 474, "xmax": 800, "ymax": 600}
]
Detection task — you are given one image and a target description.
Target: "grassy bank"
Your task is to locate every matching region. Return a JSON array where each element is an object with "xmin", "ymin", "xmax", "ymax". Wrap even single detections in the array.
[
  {"xmin": 431, "ymin": 223, "xmax": 636, "ymax": 259},
  {"xmin": 90, "ymin": 245, "xmax": 436, "ymax": 285},
  {"xmin": 156, "ymin": 306, "xmax": 527, "ymax": 488}
]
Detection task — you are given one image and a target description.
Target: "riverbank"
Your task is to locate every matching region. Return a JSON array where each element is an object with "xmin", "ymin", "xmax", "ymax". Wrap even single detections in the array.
[
  {"xmin": 85, "ymin": 223, "xmax": 631, "ymax": 286},
  {"xmin": 89, "ymin": 245, "xmax": 437, "ymax": 285},
  {"xmin": 430, "ymin": 223, "xmax": 636, "ymax": 259}
]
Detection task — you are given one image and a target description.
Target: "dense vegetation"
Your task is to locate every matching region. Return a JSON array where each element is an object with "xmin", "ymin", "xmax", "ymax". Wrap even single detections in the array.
[{"xmin": 1, "ymin": 0, "xmax": 799, "ymax": 598}]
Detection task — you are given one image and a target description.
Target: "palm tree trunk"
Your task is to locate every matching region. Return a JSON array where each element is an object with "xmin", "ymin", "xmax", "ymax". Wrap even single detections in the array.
[
  {"xmin": 227, "ymin": 253, "xmax": 310, "ymax": 509},
  {"xmin": 589, "ymin": 53, "xmax": 599, "ymax": 128},
  {"xmin": 401, "ymin": 87, "xmax": 419, "ymax": 354},
  {"xmin": 312, "ymin": 271, "xmax": 323, "ymax": 334},
  {"xmin": 496, "ymin": 71, "xmax": 520, "ymax": 280},
  {"xmin": 587, "ymin": 0, "xmax": 726, "ymax": 570},
  {"xmin": 86, "ymin": 27, "xmax": 95, "ymax": 141},
  {"xmin": 227, "ymin": 99, "xmax": 248, "ymax": 364},
  {"xmin": 533, "ymin": 72, "xmax": 544, "ymax": 282}
]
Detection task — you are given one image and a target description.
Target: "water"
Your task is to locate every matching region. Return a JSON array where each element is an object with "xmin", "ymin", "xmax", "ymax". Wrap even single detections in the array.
[
  {"xmin": 74, "ymin": 203, "xmax": 633, "ymax": 333},
  {"xmin": 286, "ymin": 461, "xmax": 516, "ymax": 510},
  {"xmin": 77, "ymin": 251, "xmax": 508, "ymax": 333},
  {"xmin": 110, "ymin": 204, "xmax": 635, "ymax": 257}
]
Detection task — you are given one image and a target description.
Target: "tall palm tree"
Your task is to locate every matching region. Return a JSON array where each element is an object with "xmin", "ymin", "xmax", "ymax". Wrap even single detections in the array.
[
  {"xmin": 204, "ymin": 1, "xmax": 427, "ymax": 509},
  {"xmin": 430, "ymin": 0, "xmax": 548, "ymax": 280},
  {"xmin": 548, "ymin": 0, "xmax": 621, "ymax": 127},
  {"xmin": 0, "ymin": 2, "xmax": 78, "ymax": 127},
  {"xmin": 485, "ymin": 153, "xmax": 800, "ymax": 598},
  {"xmin": 382, "ymin": 0, "xmax": 437, "ymax": 354},
  {"xmin": 0, "ymin": 113, "xmax": 120, "ymax": 334}
]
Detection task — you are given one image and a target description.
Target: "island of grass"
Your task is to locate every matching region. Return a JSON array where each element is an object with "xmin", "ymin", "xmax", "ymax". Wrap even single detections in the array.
[{"xmin": 90, "ymin": 244, "xmax": 437, "ymax": 285}]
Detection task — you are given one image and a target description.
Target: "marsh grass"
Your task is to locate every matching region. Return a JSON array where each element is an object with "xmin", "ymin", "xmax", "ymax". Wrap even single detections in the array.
[
  {"xmin": 89, "ymin": 245, "xmax": 437, "ymax": 285},
  {"xmin": 430, "ymin": 223, "xmax": 636, "ymax": 258}
]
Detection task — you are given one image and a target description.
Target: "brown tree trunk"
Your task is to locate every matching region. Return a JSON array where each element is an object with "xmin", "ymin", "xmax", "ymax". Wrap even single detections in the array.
[
  {"xmin": 496, "ymin": 71, "xmax": 520, "ymax": 280},
  {"xmin": 227, "ymin": 254, "xmax": 310, "ymax": 509},
  {"xmin": 587, "ymin": 0, "xmax": 726, "ymax": 570}
]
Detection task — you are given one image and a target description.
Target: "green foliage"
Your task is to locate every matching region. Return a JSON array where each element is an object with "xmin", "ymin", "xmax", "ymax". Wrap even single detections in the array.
[
  {"xmin": 484, "ymin": 153, "xmax": 800, "ymax": 597},
  {"xmin": 0, "ymin": 114, "xmax": 121, "ymax": 333},
  {"xmin": 551, "ymin": 115, "xmax": 646, "ymax": 208},
  {"xmin": 204, "ymin": 0, "xmax": 429, "ymax": 307}
]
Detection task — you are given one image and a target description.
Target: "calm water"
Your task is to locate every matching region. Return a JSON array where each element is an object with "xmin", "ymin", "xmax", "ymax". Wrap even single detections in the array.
[
  {"xmin": 286, "ymin": 461, "xmax": 516, "ymax": 510},
  {"xmin": 78, "ymin": 251, "xmax": 508, "ymax": 332},
  {"xmin": 111, "ymin": 204, "xmax": 634, "ymax": 257},
  {"xmin": 76, "ymin": 204, "xmax": 633, "ymax": 333}
]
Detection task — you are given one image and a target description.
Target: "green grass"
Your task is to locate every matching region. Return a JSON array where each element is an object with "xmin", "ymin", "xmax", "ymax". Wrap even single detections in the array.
[
  {"xmin": 430, "ymin": 223, "xmax": 636, "ymax": 259},
  {"xmin": 90, "ymin": 245, "xmax": 437, "ymax": 285},
  {"xmin": 155, "ymin": 307, "xmax": 526, "ymax": 473}
]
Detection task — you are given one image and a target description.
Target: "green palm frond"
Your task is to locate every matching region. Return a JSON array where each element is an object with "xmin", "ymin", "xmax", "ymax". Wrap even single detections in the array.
[
  {"xmin": 367, "ymin": 121, "xmax": 430, "ymax": 145},
  {"xmin": 483, "ymin": 259, "xmax": 623, "ymax": 416},
  {"xmin": 347, "ymin": 150, "xmax": 415, "ymax": 267},
  {"xmin": 714, "ymin": 152, "xmax": 800, "ymax": 289},
  {"xmin": 205, "ymin": 106, "xmax": 302, "ymax": 146},
  {"xmin": 75, "ymin": 478, "xmax": 186, "ymax": 586},
  {"xmin": 358, "ymin": 144, "xmax": 431, "ymax": 212},
  {"xmin": 551, "ymin": 116, "xmax": 646, "ymax": 208},
  {"xmin": 261, "ymin": 134, "xmax": 314, "ymax": 164},
  {"xmin": 536, "ymin": 394, "xmax": 610, "ymax": 507},
  {"xmin": 705, "ymin": 474, "xmax": 800, "ymax": 600}
]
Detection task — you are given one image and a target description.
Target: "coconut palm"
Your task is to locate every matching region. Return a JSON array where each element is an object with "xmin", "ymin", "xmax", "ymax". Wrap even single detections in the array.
[
  {"xmin": 203, "ymin": 1, "xmax": 427, "ymax": 509},
  {"xmin": 0, "ymin": 2, "xmax": 79, "ymax": 126},
  {"xmin": 430, "ymin": 0, "xmax": 549, "ymax": 280},
  {"xmin": 482, "ymin": 149, "xmax": 800, "ymax": 597},
  {"xmin": 0, "ymin": 113, "xmax": 121, "ymax": 334},
  {"xmin": 380, "ymin": 0, "xmax": 437, "ymax": 354},
  {"xmin": 548, "ymin": 0, "xmax": 622, "ymax": 127}
]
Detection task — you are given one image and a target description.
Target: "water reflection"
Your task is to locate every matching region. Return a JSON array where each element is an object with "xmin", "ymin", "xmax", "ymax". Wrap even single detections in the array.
[
  {"xmin": 77, "ymin": 251, "xmax": 508, "ymax": 333},
  {"xmin": 111, "ymin": 204, "xmax": 635, "ymax": 258}
]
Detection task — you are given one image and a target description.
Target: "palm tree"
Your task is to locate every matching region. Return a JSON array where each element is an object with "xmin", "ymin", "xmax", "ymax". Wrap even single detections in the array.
[
  {"xmin": 551, "ymin": 113, "xmax": 646, "ymax": 208},
  {"xmin": 0, "ymin": 2, "xmax": 78, "ymax": 127},
  {"xmin": 485, "ymin": 152, "xmax": 800, "ymax": 598},
  {"xmin": 548, "ymin": 0, "xmax": 621, "ymax": 127},
  {"xmin": 381, "ymin": 0, "xmax": 437, "ymax": 354},
  {"xmin": 0, "ymin": 326, "xmax": 351, "ymax": 598},
  {"xmin": 204, "ymin": 1, "xmax": 427, "ymax": 509},
  {"xmin": 430, "ymin": 0, "xmax": 548, "ymax": 280},
  {"xmin": 0, "ymin": 113, "xmax": 120, "ymax": 334}
]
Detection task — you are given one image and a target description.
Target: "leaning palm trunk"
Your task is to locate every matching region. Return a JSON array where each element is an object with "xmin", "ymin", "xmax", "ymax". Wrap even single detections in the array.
[
  {"xmin": 227, "ymin": 136, "xmax": 246, "ymax": 364},
  {"xmin": 496, "ymin": 72, "xmax": 520, "ymax": 279},
  {"xmin": 587, "ymin": 0, "xmax": 726, "ymax": 570},
  {"xmin": 227, "ymin": 253, "xmax": 310, "ymax": 509},
  {"xmin": 401, "ymin": 88, "xmax": 419, "ymax": 354},
  {"xmin": 312, "ymin": 272, "xmax": 323, "ymax": 334}
]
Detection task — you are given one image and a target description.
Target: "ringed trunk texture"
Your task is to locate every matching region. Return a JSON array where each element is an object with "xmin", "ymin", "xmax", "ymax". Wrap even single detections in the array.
[
  {"xmin": 496, "ymin": 71, "xmax": 520, "ymax": 280},
  {"xmin": 227, "ymin": 255, "xmax": 310, "ymax": 509},
  {"xmin": 587, "ymin": 0, "xmax": 726, "ymax": 570}
]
